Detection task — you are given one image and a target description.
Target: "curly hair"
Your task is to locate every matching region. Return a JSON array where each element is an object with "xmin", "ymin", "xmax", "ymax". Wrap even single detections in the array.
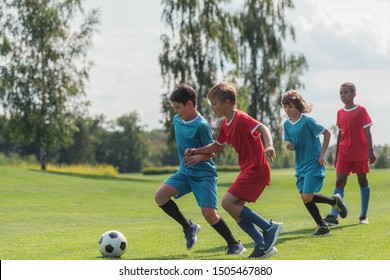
[{"xmin": 281, "ymin": 90, "xmax": 312, "ymax": 113}]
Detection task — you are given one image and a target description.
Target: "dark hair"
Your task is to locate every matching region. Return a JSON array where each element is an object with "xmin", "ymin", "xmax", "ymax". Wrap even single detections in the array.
[
  {"xmin": 281, "ymin": 89, "xmax": 312, "ymax": 113},
  {"xmin": 170, "ymin": 83, "xmax": 197, "ymax": 106},
  {"xmin": 340, "ymin": 82, "xmax": 356, "ymax": 93}
]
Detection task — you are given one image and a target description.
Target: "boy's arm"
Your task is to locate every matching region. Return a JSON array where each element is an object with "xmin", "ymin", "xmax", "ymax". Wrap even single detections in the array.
[
  {"xmin": 185, "ymin": 141, "xmax": 223, "ymax": 156},
  {"xmin": 257, "ymin": 124, "xmax": 276, "ymax": 163},
  {"xmin": 319, "ymin": 128, "xmax": 331, "ymax": 165},
  {"xmin": 364, "ymin": 126, "xmax": 376, "ymax": 164},
  {"xmin": 183, "ymin": 153, "xmax": 215, "ymax": 168}
]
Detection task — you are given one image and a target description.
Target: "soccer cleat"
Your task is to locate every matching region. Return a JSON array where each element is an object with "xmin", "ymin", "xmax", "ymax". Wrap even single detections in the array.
[
  {"xmin": 332, "ymin": 193, "xmax": 348, "ymax": 218},
  {"xmin": 263, "ymin": 221, "xmax": 283, "ymax": 253},
  {"xmin": 313, "ymin": 225, "xmax": 330, "ymax": 236},
  {"xmin": 324, "ymin": 214, "xmax": 339, "ymax": 226},
  {"xmin": 226, "ymin": 241, "xmax": 247, "ymax": 255},
  {"xmin": 249, "ymin": 246, "xmax": 277, "ymax": 258},
  {"xmin": 359, "ymin": 215, "xmax": 369, "ymax": 225},
  {"xmin": 183, "ymin": 222, "xmax": 201, "ymax": 250}
]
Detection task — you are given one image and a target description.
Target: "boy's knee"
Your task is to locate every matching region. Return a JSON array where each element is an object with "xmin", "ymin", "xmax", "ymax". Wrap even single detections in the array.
[
  {"xmin": 221, "ymin": 199, "xmax": 230, "ymax": 211},
  {"xmin": 154, "ymin": 189, "xmax": 168, "ymax": 206},
  {"xmin": 201, "ymin": 208, "xmax": 219, "ymax": 224},
  {"xmin": 357, "ymin": 174, "xmax": 368, "ymax": 187}
]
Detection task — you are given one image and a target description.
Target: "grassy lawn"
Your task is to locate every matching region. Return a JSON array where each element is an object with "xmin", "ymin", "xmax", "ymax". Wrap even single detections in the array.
[{"xmin": 1, "ymin": 166, "xmax": 389, "ymax": 260}]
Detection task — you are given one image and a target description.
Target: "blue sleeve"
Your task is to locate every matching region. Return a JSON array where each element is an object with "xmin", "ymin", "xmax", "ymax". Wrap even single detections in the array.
[
  {"xmin": 308, "ymin": 117, "xmax": 325, "ymax": 138},
  {"xmin": 198, "ymin": 122, "xmax": 214, "ymax": 147},
  {"xmin": 283, "ymin": 121, "xmax": 291, "ymax": 142}
]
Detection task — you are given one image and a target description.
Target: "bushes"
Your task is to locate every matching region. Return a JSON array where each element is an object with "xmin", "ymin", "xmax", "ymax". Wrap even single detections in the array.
[
  {"xmin": 141, "ymin": 165, "xmax": 241, "ymax": 175},
  {"xmin": 0, "ymin": 153, "xmax": 38, "ymax": 166}
]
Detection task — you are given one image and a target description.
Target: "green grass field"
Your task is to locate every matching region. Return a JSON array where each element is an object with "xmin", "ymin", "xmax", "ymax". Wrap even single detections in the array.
[{"xmin": 1, "ymin": 166, "xmax": 389, "ymax": 260}]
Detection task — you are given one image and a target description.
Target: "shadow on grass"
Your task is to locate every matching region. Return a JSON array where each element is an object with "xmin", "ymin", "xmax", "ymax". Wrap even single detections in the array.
[
  {"xmin": 275, "ymin": 223, "xmax": 360, "ymax": 245},
  {"xmin": 29, "ymin": 169, "xmax": 158, "ymax": 183}
]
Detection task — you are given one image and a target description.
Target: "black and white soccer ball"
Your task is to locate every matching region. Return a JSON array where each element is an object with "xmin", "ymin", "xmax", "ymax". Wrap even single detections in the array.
[{"xmin": 98, "ymin": 230, "xmax": 127, "ymax": 257}]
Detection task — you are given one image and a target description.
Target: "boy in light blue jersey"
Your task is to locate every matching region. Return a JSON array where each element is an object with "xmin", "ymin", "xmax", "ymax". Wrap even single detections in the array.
[
  {"xmin": 154, "ymin": 83, "xmax": 245, "ymax": 255},
  {"xmin": 282, "ymin": 90, "xmax": 348, "ymax": 236}
]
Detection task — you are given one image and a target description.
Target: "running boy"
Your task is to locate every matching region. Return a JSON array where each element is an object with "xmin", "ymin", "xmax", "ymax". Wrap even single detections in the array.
[
  {"xmin": 185, "ymin": 82, "xmax": 282, "ymax": 258},
  {"xmin": 154, "ymin": 83, "xmax": 246, "ymax": 255},
  {"xmin": 282, "ymin": 90, "xmax": 348, "ymax": 235},
  {"xmin": 324, "ymin": 82, "xmax": 376, "ymax": 226}
]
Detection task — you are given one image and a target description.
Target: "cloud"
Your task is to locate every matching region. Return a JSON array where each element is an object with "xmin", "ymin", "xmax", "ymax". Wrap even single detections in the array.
[
  {"xmin": 83, "ymin": 0, "xmax": 389, "ymax": 144},
  {"xmin": 287, "ymin": 0, "xmax": 390, "ymax": 144}
]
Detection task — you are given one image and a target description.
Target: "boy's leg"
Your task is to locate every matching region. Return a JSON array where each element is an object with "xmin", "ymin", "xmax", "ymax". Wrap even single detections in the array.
[
  {"xmin": 208, "ymin": 214, "xmax": 246, "ymax": 254},
  {"xmin": 304, "ymin": 199, "xmax": 327, "ymax": 227},
  {"xmin": 239, "ymin": 206, "xmax": 272, "ymax": 231},
  {"xmin": 304, "ymin": 200, "xmax": 330, "ymax": 236},
  {"xmin": 201, "ymin": 208, "xmax": 240, "ymax": 246},
  {"xmin": 313, "ymin": 193, "xmax": 348, "ymax": 218},
  {"xmin": 159, "ymin": 199, "xmax": 192, "ymax": 229},
  {"xmin": 222, "ymin": 193, "xmax": 268, "ymax": 255},
  {"xmin": 312, "ymin": 193, "xmax": 335, "ymax": 205},
  {"xmin": 357, "ymin": 173, "xmax": 370, "ymax": 224},
  {"xmin": 330, "ymin": 173, "xmax": 348, "ymax": 218},
  {"xmin": 239, "ymin": 206, "xmax": 282, "ymax": 254}
]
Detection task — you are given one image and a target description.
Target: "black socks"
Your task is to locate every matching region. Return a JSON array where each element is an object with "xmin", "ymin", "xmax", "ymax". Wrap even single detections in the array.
[{"xmin": 159, "ymin": 199, "xmax": 191, "ymax": 229}]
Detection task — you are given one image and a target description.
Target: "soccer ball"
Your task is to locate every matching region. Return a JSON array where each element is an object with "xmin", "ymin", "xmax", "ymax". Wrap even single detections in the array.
[{"xmin": 98, "ymin": 230, "xmax": 127, "ymax": 257}]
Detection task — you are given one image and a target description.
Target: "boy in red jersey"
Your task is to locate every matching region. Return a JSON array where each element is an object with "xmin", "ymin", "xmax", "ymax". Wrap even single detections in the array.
[
  {"xmin": 184, "ymin": 82, "xmax": 282, "ymax": 258},
  {"xmin": 324, "ymin": 82, "xmax": 376, "ymax": 226}
]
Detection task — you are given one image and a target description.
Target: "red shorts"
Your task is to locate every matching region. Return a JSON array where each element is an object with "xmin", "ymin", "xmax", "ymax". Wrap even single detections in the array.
[
  {"xmin": 336, "ymin": 159, "xmax": 369, "ymax": 175},
  {"xmin": 228, "ymin": 170, "xmax": 269, "ymax": 202}
]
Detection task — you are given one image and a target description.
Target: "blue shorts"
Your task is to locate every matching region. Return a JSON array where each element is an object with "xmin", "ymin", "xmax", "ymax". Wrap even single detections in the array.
[
  {"xmin": 296, "ymin": 175, "xmax": 324, "ymax": 194},
  {"xmin": 163, "ymin": 171, "xmax": 218, "ymax": 209}
]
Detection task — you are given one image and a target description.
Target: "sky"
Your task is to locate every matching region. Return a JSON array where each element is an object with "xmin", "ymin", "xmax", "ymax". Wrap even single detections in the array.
[{"xmin": 82, "ymin": 0, "xmax": 390, "ymax": 145}]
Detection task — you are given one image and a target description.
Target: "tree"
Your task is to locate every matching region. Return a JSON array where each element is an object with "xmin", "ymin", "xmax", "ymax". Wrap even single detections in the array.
[
  {"xmin": 95, "ymin": 113, "xmax": 148, "ymax": 173},
  {"xmin": 58, "ymin": 116, "xmax": 100, "ymax": 164},
  {"xmin": 0, "ymin": 0, "xmax": 99, "ymax": 169},
  {"xmin": 375, "ymin": 145, "xmax": 390, "ymax": 169},
  {"xmin": 236, "ymin": 0, "xmax": 307, "ymax": 149},
  {"xmin": 159, "ymin": 0, "xmax": 238, "ymax": 146}
]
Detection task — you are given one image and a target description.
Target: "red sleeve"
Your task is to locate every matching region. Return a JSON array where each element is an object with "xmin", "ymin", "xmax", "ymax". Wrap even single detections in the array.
[{"xmin": 216, "ymin": 120, "xmax": 227, "ymax": 145}]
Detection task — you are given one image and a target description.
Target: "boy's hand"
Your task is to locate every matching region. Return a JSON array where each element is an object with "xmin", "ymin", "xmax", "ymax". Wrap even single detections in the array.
[
  {"xmin": 286, "ymin": 142, "xmax": 295, "ymax": 151},
  {"xmin": 368, "ymin": 150, "xmax": 376, "ymax": 164},
  {"xmin": 184, "ymin": 148, "xmax": 197, "ymax": 156},
  {"xmin": 318, "ymin": 154, "xmax": 327, "ymax": 165},
  {"xmin": 183, "ymin": 154, "xmax": 202, "ymax": 168},
  {"xmin": 265, "ymin": 145, "xmax": 276, "ymax": 163}
]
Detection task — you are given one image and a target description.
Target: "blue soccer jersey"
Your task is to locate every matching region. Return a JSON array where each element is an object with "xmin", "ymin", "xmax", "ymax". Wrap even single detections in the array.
[
  {"xmin": 283, "ymin": 114, "xmax": 326, "ymax": 177},
  {"xmin": 173, "ymin": 113, "xmax": 216, "ymax": 176}
]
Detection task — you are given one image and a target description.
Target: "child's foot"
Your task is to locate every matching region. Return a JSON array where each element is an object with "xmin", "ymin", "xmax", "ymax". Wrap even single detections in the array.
[
  {"xmin": 249, "ymin": 246, "xmax": 277, "ymax": 258},
  {"xmin": 226, "ymin": 241, "xmax": 246, "ymax": 255},
  {"xmin": 313, "ymin": 225, "xmax": 330, "ymax": 236},
  {"xmin": 263, "ymin": 221, "xmax": 283, "ymax": 253},
  {"xmin": 183, "ymin": 222, "xmax": 200, "ymax": 250},
  {"xmin": 359, "ymin": 215, "xmax": 369, "ymax": 225},
  {"xmin": 324, "ymin": 214, "xmax": 339, "ymax": 226},
  {"xmin": 332, "ymin": 193, "xmax": 348, "ymax": 218}
]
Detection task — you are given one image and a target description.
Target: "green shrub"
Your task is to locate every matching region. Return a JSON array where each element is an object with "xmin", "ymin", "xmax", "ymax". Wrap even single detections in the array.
[{"xmin": 142, "ymin": 166, "xmax": 179, "ymax": 175}]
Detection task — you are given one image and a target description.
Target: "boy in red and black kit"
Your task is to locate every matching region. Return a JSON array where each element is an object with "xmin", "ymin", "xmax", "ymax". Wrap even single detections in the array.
[
  {"xmin": 185, "ymin": 82, "xmax": 282, "ymax": 258},
  {"xmin": 324, "ymin": 82, "xmax": 376, "ymax": 226}
]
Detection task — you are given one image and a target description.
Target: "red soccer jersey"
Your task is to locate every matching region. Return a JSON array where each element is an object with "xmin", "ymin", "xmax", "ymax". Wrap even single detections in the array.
[
  {"xmin": 216, "ymin": 110, "xmax": 270, "ymax": 186},
  {"xmin": 336, "ymin": 105, "xmax": 372, "ymax": 162}
]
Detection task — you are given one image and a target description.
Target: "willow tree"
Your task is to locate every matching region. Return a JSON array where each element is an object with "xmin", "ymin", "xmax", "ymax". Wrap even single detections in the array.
[
  {"xmin": 0, "ymin": 0, "xmax": 99, "ymax": 169},
  {"xmin": 237, "ymin": 0, "xmax": 307, "ymax": 149},
  {"xmin": 159, "ymin": 0, "xmax": 238, "ymax": 147}
]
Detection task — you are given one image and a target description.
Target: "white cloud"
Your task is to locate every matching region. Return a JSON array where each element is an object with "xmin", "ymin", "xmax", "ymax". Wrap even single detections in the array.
[{"xmin": 82, "ymin": 0, "xmax": 389, "ymax": 144}]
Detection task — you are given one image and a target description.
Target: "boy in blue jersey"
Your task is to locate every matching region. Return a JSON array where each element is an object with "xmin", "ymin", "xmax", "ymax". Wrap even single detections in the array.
[
  {"xmin": 154, "ymin": 83, "xmax": 246, "ymax": 254},
  {"xmin": 281, "ymin": 90, "xmax": 348, "ymax": 235}
]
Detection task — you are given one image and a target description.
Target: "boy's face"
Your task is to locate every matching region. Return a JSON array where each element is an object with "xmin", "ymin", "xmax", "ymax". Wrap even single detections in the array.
[
  {"xmin": 283, "ymin": 103, "xmax": 300, "ymax": 120},
  {"xmin": 340, "ymin": 86, "xmax": 356, "ymax": 105},
  {"xmin": 171, "ymin": 101, "xmax": 195, "ymax": 121},
  {"xmin": 209, "ymin": 98, "xmax": 229, "ymax": 118}
]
